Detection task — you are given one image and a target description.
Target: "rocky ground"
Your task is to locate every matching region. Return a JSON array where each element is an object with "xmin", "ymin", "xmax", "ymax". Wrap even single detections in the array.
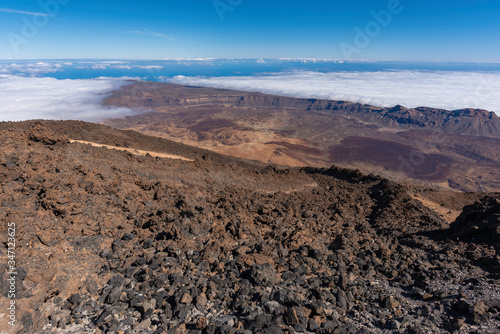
[{"xmin": 0, "ymin": 121, "xmax": 499, "ymax": 334}]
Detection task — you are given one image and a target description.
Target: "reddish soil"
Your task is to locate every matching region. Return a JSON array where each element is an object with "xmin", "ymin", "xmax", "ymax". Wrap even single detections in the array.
[
  {"xmin": 188, "ymin": 119, "xmax": 247, "ymax": 133},
  {"xmin": 265, "ymin": 141, "xmax": 325, "ymax": 156},
  {"xmin": 328, "ymin": 137, "xmax": 456, "ymax": 182}
]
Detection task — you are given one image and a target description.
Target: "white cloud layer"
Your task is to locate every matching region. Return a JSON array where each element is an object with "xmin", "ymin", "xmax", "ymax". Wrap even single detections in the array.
[
  {"xmin": 0, "ymin": 75, "xmax": 135, "ymax": 122},
  {"xmin": 168, "ymin": 70, "xmax": 500, "ymax": 114},
  {"xmin": 0, "ymin": 61, "xmax": 163, "ymax": 76},
  {"xmin": 0, "ymin": 62, "xmax": 69, "ymax": 75}
]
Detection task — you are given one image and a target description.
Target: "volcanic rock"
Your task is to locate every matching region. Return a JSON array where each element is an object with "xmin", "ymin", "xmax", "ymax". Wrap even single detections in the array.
[{"xmin": 0, "ymin": 120, "xmax": 499, "ymax": 333}]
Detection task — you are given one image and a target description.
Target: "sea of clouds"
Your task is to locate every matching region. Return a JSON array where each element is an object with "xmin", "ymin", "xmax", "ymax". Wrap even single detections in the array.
[
  {"xmin": 0, "ymin": 61, "xmax": 170, "ymax": 122},
  {"xmin": 0, "ymin": 74, "xmax": 135, "ymax": 122},
  {"xmin": 169, "ymin": 70, "xmax": 500, "ymax": 114},
  {"xmin": 0, "ymin": 60, "xmax": 137, "ymax": 121},
  {"xmin": 1, "ymin": 61, "xmax": 500, "ymax": 123}
]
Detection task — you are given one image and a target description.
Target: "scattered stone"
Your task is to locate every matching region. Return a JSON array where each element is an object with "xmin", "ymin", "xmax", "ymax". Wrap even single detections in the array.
[{"xmin": 180, "ymin": 293, "xmax": 193, "ymax": 305}]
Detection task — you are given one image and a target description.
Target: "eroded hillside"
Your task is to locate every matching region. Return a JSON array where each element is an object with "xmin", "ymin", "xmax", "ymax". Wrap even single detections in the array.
[{"xmin": 103, "ymin": 82, "xmax": 500, "ymax": 192}]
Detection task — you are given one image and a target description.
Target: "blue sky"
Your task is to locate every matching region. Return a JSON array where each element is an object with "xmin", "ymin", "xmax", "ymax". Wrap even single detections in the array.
[{"xmin": 0, "ymin": 0, "xmax": 499, "ymax": 61}]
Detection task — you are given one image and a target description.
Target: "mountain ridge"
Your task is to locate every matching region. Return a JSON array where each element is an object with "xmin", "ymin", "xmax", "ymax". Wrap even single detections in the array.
[
  {"xmin": 103, "ymin": 82, "xmax": 500, "ymax": 192},
  {"xmin": 106, "ymin": 82, "xmax": 500, "ymax": 138}
]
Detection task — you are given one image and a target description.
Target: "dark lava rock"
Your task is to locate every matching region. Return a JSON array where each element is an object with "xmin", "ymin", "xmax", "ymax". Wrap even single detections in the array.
[
  {"xmin": 448, "ymin": 196, "xmax": 500, "ymax": 250},
  {"xmin": 2, "ymin": 120, "xmax": 500, "ymax": 334},
  {"xmin": 248, "ymin": 264, "xmax": 278, "ymax": 286},
  {"xmin": 284, "ymin": 306, "xmax": 307, "ymax": 328}
]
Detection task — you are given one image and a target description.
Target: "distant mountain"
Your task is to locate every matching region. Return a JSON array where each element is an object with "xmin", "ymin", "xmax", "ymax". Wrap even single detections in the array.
[
  {"xmin": 104, "ymin": 82, "xmax": 500, "ymax": 191},
  {"xmin": 106, "ymin": 82, "xmax": 500, "ymax": 137}
]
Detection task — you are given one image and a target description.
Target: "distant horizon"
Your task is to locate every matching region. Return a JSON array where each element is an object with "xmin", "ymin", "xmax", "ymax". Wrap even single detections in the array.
[{"xmin": 1, "ymin": 58, "xmax": 500, "ymax": 64}]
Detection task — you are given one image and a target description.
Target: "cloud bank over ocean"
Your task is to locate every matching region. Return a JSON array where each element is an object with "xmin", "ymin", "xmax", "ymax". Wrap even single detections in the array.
[
  {"xmin": 1, "ymin": 61, "xmax": 499, "ymax": 123},
  {"xmin": 169, "ymin": 70, "xmax": 500, "ymax": 114},
  {"xmin": 0, "ymin": 75, "xmax": 134, "ymax": 122}
]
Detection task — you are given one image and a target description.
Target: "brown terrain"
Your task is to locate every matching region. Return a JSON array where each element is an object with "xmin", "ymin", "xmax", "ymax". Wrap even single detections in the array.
[
  {"xmin": 103, "ymin": 81, "xmax": 500, "ymax": 192},
  {"xmin": 0, "ymin": 120, "xmax": 499, "ymax": 334}
]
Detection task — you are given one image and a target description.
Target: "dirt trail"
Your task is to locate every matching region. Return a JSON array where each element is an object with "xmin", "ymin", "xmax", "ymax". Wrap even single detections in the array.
[
  {"xmin": 410, "ymin": 193, "xmax": 462, "ymax": 223},
  {"xmin": 70, "ymin": 140, "xmax": 194, "ymax": 161}
]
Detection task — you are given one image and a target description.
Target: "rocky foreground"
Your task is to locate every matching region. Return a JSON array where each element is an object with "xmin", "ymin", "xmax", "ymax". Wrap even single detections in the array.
[{"xmin": 0, "ymin": 121, "xmax": 499, "ymax": 334}]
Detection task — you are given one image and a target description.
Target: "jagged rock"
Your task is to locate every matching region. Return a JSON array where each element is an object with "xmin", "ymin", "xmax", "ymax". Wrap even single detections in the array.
[
  {"xmin": 248, "ymin": 264, "xmax": 278, "ymax": 286},
  {"xmin": 449, "ymin": 197, "xmax": 500, "ymax": 251},
  {"xmin": 1, "ymin": 120, "xmax": 499, "ymax": 334}
]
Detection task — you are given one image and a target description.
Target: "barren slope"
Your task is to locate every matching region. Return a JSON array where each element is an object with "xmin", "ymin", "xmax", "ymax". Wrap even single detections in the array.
[
  {"xmin": 103, "ymin": 82, "xmax": 500, "ymax": 192},
  {"xmin": 0, "ymin": 120, "xmax": 499, "ymax": 334}
]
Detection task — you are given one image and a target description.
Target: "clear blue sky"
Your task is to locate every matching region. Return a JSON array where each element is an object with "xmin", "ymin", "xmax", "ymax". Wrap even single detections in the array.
[{"xmin": 0, "ymin": 0, "xmax": 499, "ymax": 61}]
